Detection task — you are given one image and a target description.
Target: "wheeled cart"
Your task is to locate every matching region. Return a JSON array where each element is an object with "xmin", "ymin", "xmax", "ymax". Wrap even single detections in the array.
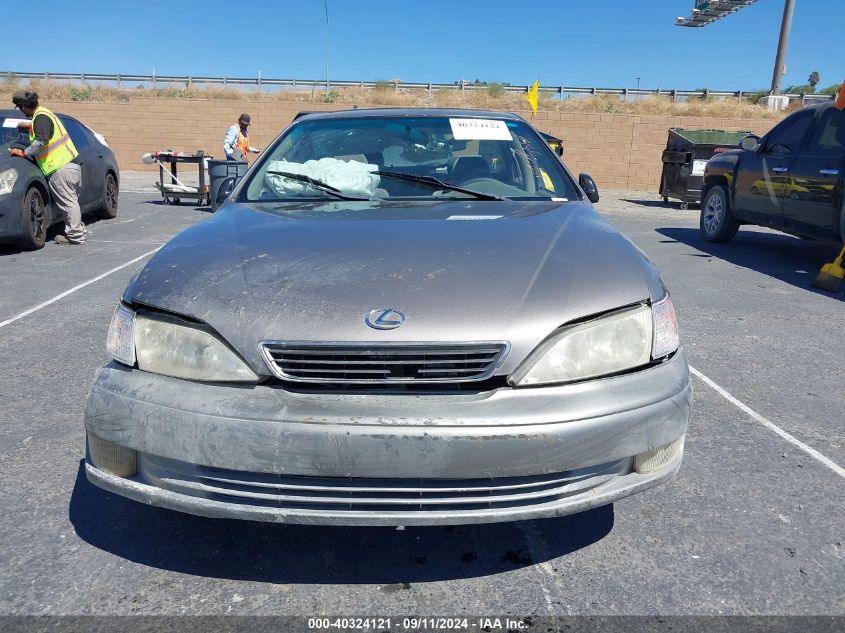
[{"xmin": 148, "ymin": 150, "xmax": 211, "ymax": 206}]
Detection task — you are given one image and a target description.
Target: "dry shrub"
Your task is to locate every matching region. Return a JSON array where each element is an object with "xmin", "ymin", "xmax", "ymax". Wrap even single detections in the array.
[{"xmin": 552, "ymin": 94, "xmax": 781, "ymax": 119}]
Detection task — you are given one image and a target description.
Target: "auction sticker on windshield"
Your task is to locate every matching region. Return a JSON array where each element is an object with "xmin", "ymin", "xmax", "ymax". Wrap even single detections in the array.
[
  {"xmin": 449, "ymin": 118, "xmax": 512, "ymax": 140},
  {"xmin": 2, "ymin": 118, "xmax": 29, "ymax": 128}
]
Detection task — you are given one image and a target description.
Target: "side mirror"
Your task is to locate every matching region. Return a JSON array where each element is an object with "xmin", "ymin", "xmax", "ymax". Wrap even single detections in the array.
[
  {"xmin": 216, "ymin": 177, "xmax": 235, "ymax": 205},
  {"xmin": 554, "ymin": 144, "xmax": 564, "ymax": 157},
  {"xmin": 579, "ymin": 173, "xmax": 600, "ymax": 203},
  {"xmin": 739, "ymin": 135, "xmax": 760, "ymax": 151}
]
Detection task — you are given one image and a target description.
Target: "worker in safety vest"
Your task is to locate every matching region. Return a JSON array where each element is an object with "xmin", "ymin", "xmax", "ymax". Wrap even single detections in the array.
[
  {"xmin": 223, "ymin": 113, "xmax": 259, "ymax": 160},
  {"xmin": 9, "ymin": 91, "xmax": 86, "ymax": 244}
]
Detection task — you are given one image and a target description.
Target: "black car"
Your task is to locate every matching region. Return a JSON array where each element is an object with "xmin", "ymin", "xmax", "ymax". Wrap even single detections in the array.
[
  {"xmin": 700, "ymin": 101, "xmax": 845, "ymax": 245},
  {"xmin": 0, "ymin": 108, "xmax": 120, "ymax": 250}
]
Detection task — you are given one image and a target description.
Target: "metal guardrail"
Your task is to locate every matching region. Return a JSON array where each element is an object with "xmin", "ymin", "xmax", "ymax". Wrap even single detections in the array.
[{"xmin": 1, "ymin": 70, "xmax": 835, "ymax": 103}]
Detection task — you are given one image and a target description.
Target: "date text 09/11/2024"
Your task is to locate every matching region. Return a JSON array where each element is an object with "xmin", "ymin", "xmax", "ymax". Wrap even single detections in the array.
[{"xmin": 307, "ymin": 616, "xmax": 532, "ymax": 630}]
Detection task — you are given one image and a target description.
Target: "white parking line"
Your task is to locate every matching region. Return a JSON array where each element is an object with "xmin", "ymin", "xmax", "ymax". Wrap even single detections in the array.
[
  {"xmin": 0, "ymin": 248, "xmax": 161, "ymax": 330},
  {"xmin": 689, "ymin": 366, "xmax": 845, "ymax": 480},
  {"xmin": 88, "ymin": 240, "xmax": 165, "ymax": 245}
]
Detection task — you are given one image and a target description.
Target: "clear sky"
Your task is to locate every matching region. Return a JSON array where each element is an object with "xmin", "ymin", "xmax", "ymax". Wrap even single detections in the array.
[{"xmin": 3, "ymin": 0, "xmax": 842, "ymax": 92}]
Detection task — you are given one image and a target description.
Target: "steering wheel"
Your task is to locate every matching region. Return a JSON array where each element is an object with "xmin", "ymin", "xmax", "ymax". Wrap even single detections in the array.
[
  {"xmin": 461, "ymin": 177, "xmax": 502, "ymax": 188},
  {"xmin": 460, "ymin": 177, "xmax": 527, "ymax": 198}
]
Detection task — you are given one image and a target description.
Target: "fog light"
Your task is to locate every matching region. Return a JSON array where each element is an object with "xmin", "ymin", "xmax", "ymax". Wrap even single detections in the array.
[
  {"xmin": 633, "ymin": 436, "xmax": 685, "ymax": 474},
  {"xmin": 88, "ymin": 434, "xmax": 137, "ymax": 477}
]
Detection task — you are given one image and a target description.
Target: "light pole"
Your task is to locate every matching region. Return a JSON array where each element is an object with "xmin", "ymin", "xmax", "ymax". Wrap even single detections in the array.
[
  {"xmin": 769, "ymin": 0, "xmax": 795, "ymax": 95},
  {"xmin": 324, "ymin": 0, "xmax": 330, "ymax": 92}
]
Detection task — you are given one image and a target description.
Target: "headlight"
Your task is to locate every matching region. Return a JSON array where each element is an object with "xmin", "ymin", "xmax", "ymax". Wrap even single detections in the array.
[
  {"xmin": 105, "ymin": 305, "xmax": 258, "ymax": 382},
  {"xmin": 510, "ymin": 295, "xmax": 680, "ymax": 387},
  {"xmin": 0, "ymin": 168, "xmax": 18, "ymax": 195}
]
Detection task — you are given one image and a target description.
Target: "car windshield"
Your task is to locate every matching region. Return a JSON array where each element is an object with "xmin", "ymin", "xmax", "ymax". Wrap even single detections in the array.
[
  {"xmin": 0, "ymin": 116, "xmax": 31, "ymax": 153},
  {"xmin": 240, "ymin": 115, "xmax": 578, "ymax": 204}
]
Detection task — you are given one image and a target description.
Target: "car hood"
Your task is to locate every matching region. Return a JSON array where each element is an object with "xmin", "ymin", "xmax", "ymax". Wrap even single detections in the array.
[
  {"xmin": 0, "ymin": 154, "xmax": 33, "ymax": 171},
  {"xmin": 126, "ymin": 199, "xmax": 666, "ymax": 375}
]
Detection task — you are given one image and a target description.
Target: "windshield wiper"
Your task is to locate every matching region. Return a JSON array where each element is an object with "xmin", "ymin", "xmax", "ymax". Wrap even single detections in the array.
[
  {"xmin": 266, "ymin": 170, "xmax": 370, "ymax": 200},
  {"xmin": 372, "ymin": 170, "xmax": 504, "ymax": 201}
]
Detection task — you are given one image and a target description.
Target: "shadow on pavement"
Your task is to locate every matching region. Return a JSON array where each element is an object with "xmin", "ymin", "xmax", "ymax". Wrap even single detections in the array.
[
  {"xmin": 69, "ymin": 461, "xmax": 614, "ymax": 584},
  {"xmin": 147, "ymin": 199, "xmax": 213, "ymax": 213},
  {"xmin": 0, "ymin": 244, "xmax": 25, "ymax": 256},
  {"xmin": 621, "ymin": 198, "xmax": 698, "ymax": 210},
  {"xmin": 657, "ymin": 226, "xmax": 844, "ymax": 301},
  {"xmin": 0, "ymin": 211, "xmax": 121, "ymax": 256}
]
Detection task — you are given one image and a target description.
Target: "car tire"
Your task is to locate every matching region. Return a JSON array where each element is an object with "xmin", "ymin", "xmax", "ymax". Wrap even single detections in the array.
[
  {"xmin": 700, "ymin": 185, "xmax": 739, "ymax": 243},
  {"xmin": 94, "ymin": 172, "xmax": 118, "ymax": 220},
  {"xmin": 17, "ymin": 186, "xmax": 47, "ymax": 251}
]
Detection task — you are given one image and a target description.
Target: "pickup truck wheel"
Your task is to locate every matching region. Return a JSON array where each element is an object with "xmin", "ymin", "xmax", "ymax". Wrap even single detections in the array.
[{"xmin": 700, "ymin": 185, "xmax": 739, "ymax": 243}]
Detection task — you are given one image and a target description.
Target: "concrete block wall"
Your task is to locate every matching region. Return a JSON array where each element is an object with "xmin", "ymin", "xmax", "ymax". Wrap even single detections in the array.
[{"xmin": 43, "ymin": 97, "xmax": 778, "ymax": 192}]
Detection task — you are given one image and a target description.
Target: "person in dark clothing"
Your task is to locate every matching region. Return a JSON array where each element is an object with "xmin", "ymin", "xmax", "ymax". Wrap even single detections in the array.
[{"xmin": 9, "ymin": 90, "xmax": 86, "ymax": 244}]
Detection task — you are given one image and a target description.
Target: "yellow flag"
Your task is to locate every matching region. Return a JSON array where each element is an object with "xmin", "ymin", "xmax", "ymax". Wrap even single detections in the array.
[
  {"xmin": 836, "ymin": 80, "xmax": 845, "ymax": 110},
  {"xmin": 526, "ymin": 80, "xmax": 539, "ymax": 113}
]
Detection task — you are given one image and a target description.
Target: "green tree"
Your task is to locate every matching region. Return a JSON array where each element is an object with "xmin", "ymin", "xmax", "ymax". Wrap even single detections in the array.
[
  {"xmin": 785, "ymin": 84, "xmax": 815, "ymax": 94},
  {"xmin": 808, "ymin": 71, "xmax": 820, "ymax": 89}
]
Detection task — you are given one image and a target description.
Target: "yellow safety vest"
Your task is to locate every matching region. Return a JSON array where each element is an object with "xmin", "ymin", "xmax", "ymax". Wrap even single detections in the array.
[
  {"xmin": 236, "ymin": 128, "xmax": 250, "ymax": 160},
  {"xmin": 28, "ymin": 106, "xmax": 78, "ymax": 176}
]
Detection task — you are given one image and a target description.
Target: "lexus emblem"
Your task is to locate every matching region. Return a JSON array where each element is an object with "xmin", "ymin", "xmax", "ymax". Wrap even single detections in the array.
[{"xmin": 365, "ymin": 308, "xmax": 406, "ymax": 330}]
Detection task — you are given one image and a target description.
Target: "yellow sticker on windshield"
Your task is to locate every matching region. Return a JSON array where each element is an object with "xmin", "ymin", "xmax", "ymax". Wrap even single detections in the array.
[{"xmin": 540, "ymin": 169, "xmax": 555, "ymax": 192}]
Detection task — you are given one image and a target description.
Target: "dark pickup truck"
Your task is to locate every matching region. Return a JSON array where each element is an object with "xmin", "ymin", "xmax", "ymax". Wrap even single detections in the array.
[{"xmin": 700, "ymin": 101, "xmax": 845, "ymax": 245}]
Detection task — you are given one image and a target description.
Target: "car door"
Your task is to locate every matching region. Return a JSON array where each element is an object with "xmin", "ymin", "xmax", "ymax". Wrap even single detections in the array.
[
  {"xmin": 782, "ymin": 105, "xmax": 845, "ymax": 240},
  {"xmin": 733, "ymin": 108, "xmax": 814, "ymax": 227},
  {"xmin": 60, "ymin": 115, "xmax": 103, "ymax": 209}
]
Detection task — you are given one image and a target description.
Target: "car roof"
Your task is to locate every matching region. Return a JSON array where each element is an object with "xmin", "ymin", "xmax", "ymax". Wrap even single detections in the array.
[
  {"xmin": 788, "ymin": 101, "xmax": 837, "ymax": 114},
  {"xmin": 293, "ymin": 107, "xmax": 529, "ymax": 123}
]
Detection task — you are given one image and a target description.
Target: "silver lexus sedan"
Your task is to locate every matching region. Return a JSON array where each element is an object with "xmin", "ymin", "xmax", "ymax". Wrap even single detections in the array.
[{"xmin": 84, "ymin": 108, "xmax": 692, "ymax": 525}]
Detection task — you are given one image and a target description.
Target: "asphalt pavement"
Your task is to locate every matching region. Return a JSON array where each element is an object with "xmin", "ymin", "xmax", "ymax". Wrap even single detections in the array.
[{"xmin": 0, "ymin": 175, "xmax": 842, "ymax": 624}]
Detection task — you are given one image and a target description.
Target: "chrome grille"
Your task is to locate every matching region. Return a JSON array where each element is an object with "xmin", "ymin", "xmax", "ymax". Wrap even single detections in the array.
[
  {"xmin": 141, "ymin": 455, "xmax": 627, "ymax": 514},
  {"xmin": 259, "ymin": 342, "xmax": 509, "ymax": 384}
]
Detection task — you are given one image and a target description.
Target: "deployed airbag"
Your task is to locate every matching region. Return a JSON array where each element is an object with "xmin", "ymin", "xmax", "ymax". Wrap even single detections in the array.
[{"xmin": 265, "ymin": 157, "xmax": 380, "ymax": 197}]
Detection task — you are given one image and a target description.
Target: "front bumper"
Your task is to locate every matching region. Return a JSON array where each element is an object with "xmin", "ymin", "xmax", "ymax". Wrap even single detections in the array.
[
  {"xmin": 0, "ymin": 195, "xmax": 24, "ymax": 240},
  {"xmin": 83, "ymin": 350, "xmax": 692, "ymax": 525}
]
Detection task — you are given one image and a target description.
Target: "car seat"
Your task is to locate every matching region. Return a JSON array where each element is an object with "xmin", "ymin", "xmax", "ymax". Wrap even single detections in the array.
[{"xmin": 448, "ymin": 155, "xmax": 491, "ymax": 183}]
